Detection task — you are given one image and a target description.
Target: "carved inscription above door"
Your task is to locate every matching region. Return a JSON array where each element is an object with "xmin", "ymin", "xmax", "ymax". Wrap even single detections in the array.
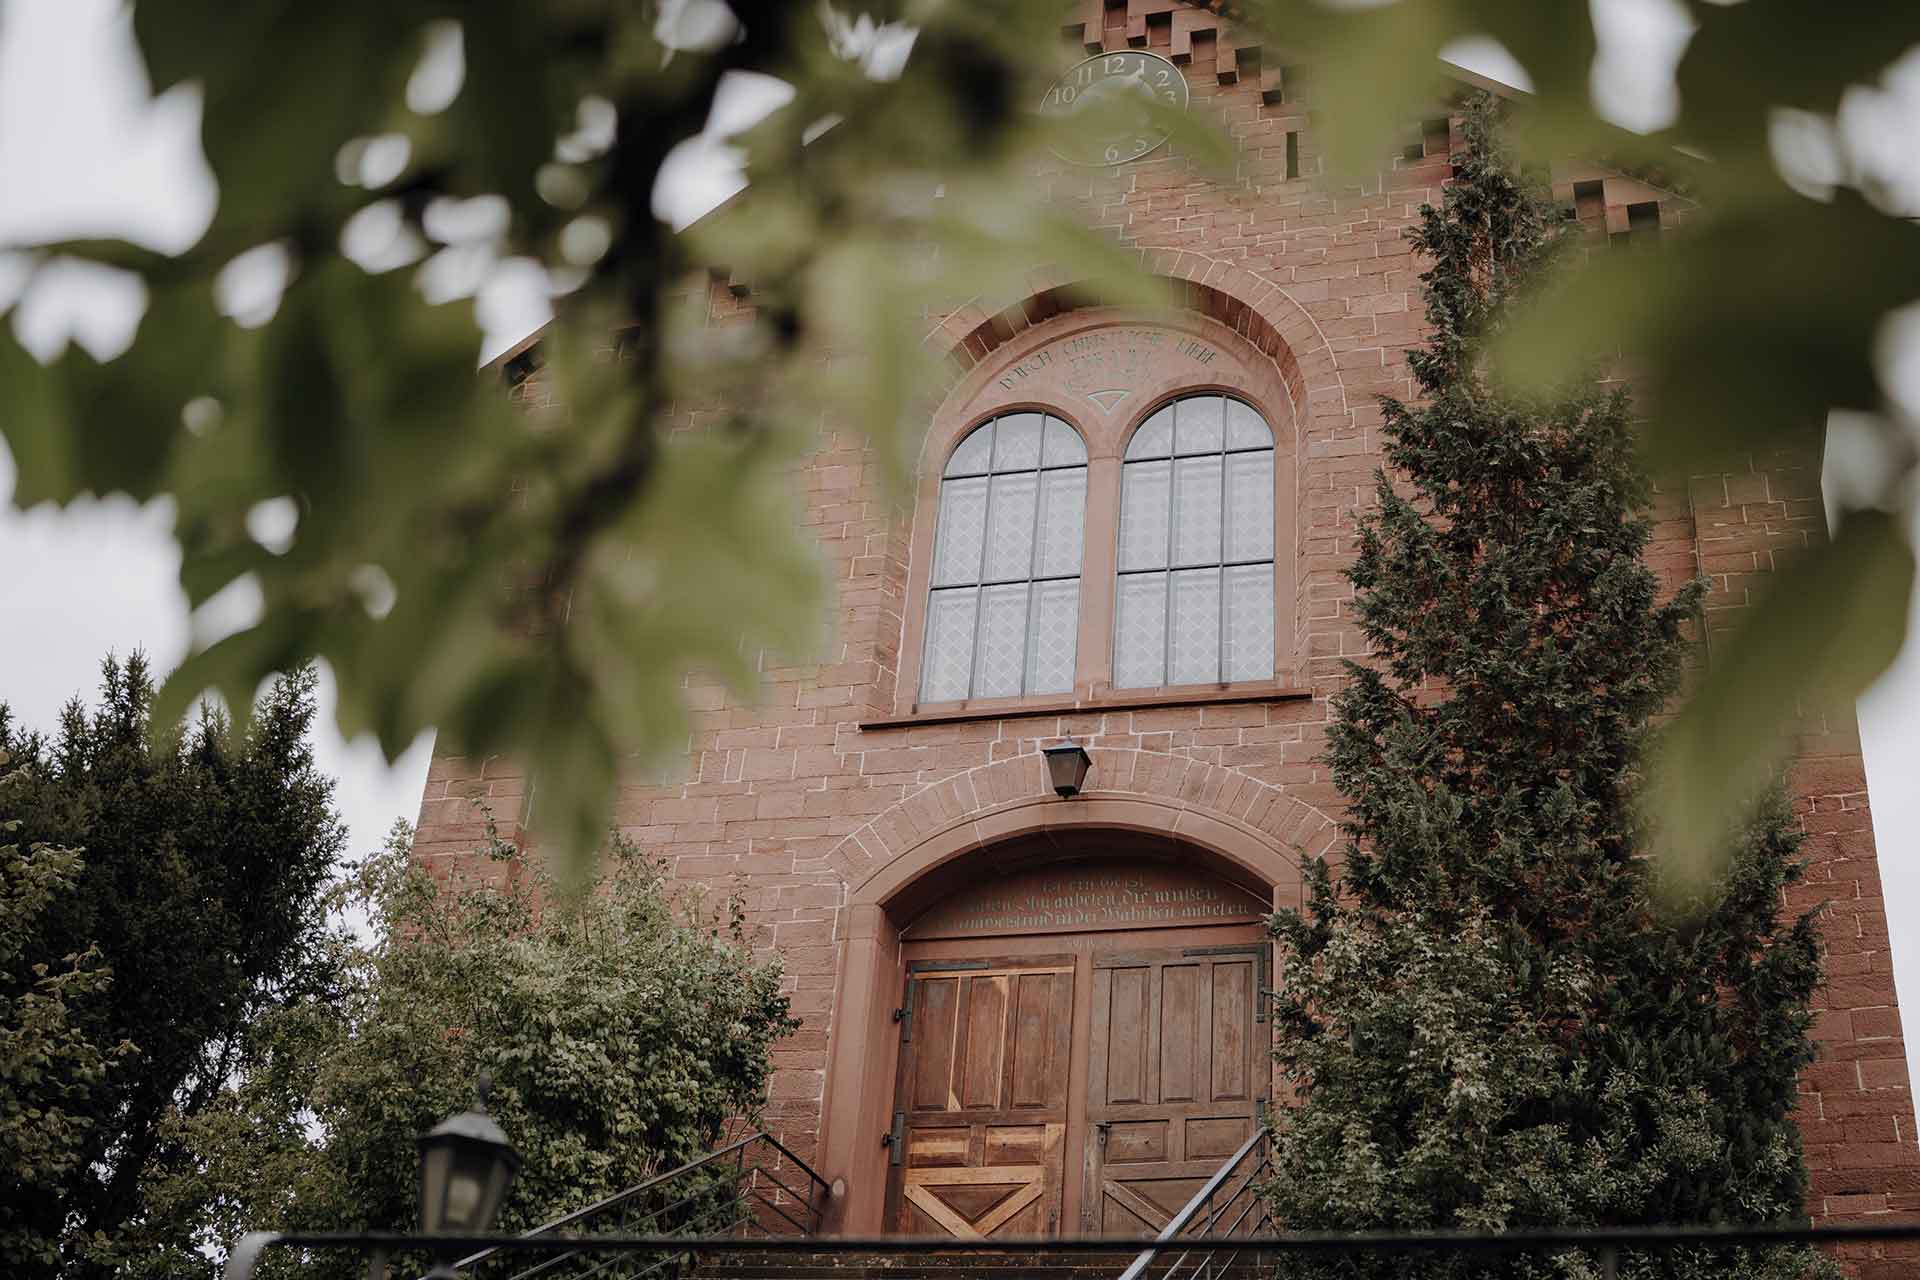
[{"xmin": 902, "ymin": 862, "xmax": 1268, "ymax": 941}]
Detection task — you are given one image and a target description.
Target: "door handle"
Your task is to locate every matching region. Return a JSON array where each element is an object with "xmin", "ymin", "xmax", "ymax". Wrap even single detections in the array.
[{"xmin": 1095, "ymin": 1120, "xmax": 1113, "ymax": 1147}]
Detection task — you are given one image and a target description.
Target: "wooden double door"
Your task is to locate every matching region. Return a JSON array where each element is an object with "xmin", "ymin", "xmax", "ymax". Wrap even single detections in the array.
[{"xmin": 884, "ymin": 933, "xmax": 1267, "ymax": 1238}]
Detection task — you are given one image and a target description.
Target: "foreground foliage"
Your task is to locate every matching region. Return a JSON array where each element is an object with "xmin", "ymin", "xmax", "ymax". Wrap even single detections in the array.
[
  {"xmin": 0, "ymin": 658, "xmax": 344, "ymax": 1278},
  {"xmin": 1266, "ymin": 102, "xmax": 1830, "ymax": 1280},
  {"xmin": 140, "ymin": 825, "xmax": 797, "ymax": 1280},
  {"xmin": 3, "ymin": 2, "xmax": 1911, "ymax": 879}
]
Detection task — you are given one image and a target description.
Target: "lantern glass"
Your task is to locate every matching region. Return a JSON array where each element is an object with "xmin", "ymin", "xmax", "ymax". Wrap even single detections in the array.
[
  {"xmin": 418, "ymin": 1141, "xmax": 453, "ymax": 1231},
  {"xmin": 418, "ymin": 1107, "xmax": 518, "ymax": 1234}
]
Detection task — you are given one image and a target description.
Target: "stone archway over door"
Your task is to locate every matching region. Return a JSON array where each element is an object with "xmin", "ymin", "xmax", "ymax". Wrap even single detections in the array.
[
  {"xmin": 880, "ymin": 857, "xmax": 1273, "ymax": 1238},
  {"xmin": 812, "ymin": 751, "xmax": 1336, "ymax": 1236}
]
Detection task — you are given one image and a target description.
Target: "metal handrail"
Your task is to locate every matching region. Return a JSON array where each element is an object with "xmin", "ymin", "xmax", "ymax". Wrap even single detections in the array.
[
  {"xmin": 447, "ymin": 1131, "xmax": 830, "ymax": 1280},
  {"xmin": 227, "ymin": 1219, "xmax": 1920, "ymax": 1280},
  {"xmin": 1117, "ymin": 1125, "xmax": 1273, "ymax": 1280}
]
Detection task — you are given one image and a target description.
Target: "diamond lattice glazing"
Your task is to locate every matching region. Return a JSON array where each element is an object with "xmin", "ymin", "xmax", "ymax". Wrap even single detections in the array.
[
  {"xmin": 1115, "ymin": 394, "xmax": 1276, "ymax": 690},
  {"xmin": 923, "ymin": 413, "xmax": 1087, "ymax": 700},
  {"xmin": 1170, "ymin": 568, "xmax": 1221, "ymax": 684},
  {"xmin": 1114, "ymin": 575, "xmax": 1168, "ymax": 688},
  {"xmin": 1027, "ymin": 581, "xmax": 1080, "ymax": 694},
  {"xmin": 921, "ymin": 589, "xmax": 978, "ymax": 702}
]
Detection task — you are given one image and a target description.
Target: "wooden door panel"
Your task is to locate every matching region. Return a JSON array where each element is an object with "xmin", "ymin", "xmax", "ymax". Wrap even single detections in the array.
[
  {"xmin": 1159, "ymin": 963, "xmax": 1202, "ymax": 1103},
  {"xmin": 889, "ymin": 962, "xmax": 1073, "ymax": 1238},
  {"xmin": 1186, "ymin": 1116, "xmax": 1251, "ymax": 1161},
  {"xmin": 1084, "ymin": 947, "xmax": 1266, "ymax": 1235},
  {"xmin": 1210, "ymin": 961, "xmax": 1252, "ymax": 1101}
]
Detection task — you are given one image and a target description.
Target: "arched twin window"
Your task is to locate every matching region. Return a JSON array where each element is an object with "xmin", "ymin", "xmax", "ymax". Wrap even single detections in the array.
[{"xmin": 919, "ymin": 394, "xmax": 1276, "ymax": 704}]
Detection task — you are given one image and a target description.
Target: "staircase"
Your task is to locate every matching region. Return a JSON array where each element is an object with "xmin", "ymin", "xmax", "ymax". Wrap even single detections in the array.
[
  {"xmin": 693, "ymin": 1250, "xmax": 1160, "ymax": 1280},
  {"xmin": 454, "ymin": 1128, "xmax": 1272, "ymax": 1280}
]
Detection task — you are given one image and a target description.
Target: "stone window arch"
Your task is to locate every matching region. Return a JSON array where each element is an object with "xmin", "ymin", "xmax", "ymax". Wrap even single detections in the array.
[{"xmin": 886, "ymin": 309, "xmax": 1300, "ymax": 718}]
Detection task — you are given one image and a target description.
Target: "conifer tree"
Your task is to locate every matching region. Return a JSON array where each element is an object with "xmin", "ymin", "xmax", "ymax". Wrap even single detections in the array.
[
  {"xmin": 1266, "ymin": 98, "xmax": 1829, "ymax": 1280},
  {"xmin": 0, "ymin": 656, "xmax": 345, "ymax": 1277}
]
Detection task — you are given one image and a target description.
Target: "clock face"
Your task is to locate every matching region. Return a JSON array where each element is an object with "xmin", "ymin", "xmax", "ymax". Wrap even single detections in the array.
[{"xmin": 1040, "ymin": 51, "xmax": 1190, "ymax": 167}]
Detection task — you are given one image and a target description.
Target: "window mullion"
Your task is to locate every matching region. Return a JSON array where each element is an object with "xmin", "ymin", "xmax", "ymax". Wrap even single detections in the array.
[
  {"xmin": 1021, "ymin": 442, "xmax": 1049, "ymax": 696},
  {"xmin": 1217, "ymin": 429, "xmax": 1230, "ymax": 684},
  {"xmin": 1162, "ymin": 423, "xmax": 1179, "ymax": 686},
  {"xmin": 966, "ymin": 417, "xmax": 999, "ymax": 700}
]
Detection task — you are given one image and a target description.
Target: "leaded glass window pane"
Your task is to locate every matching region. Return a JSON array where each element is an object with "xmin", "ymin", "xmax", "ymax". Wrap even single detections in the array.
[
  {"xmin": 993, "ymin": 412, "xmax": 1045, "ymax": 470},
  {"xmin": 923, "ymin": 589, "xmax": 977, "ymax": 702},
  {"xmin": 921, "ymin": 413, "xmax": 1087, "ymax": 702},
  {"xmin": 1114, "ymin": 394, "xmax": 1277, "ymax": 688},
  {"xmin": 1225, "ymin": 563, "xmax": 1275, "ymax": 681},
  {"xmin": 1176, "ymin": 395, "xmax": 1223, "ymax": 455},
  {"xmin": 1170, "ymin": 568, "xmax": 1222, "ymax": 684},
  {"xmin": 1037, "ymin": 469, "xmax": 1087, "ymax": 578},
  {"xmin": 972, "ymin": 583, "xmax": 1031, "ymax": 698},
  {"xmin": 1173, "ymin": 456, "xmax": 1223, "ymax": 566},
  {"xmin": 1126, "ymin": 405, "xmax": 1174, "ymax": 459},
  {"xmin": 946, "ymin": 422, "xmax": 993, "ymax": 476},
  {"xmin": 931, "ymin": 475, "xmax": 988, "ymax": 586},
  {"xmin": 1119, "ymin": 460, "xmax": 1171, "ymax": 571},
  {"xmin": 1043, "ymin": 416, "xmax": 1087, "ymax": 467},
  {"xmin": 985, "ymin": 472, "xmax": 1039, "ymax": 580},
  {"xmin": 1114, "ymin": 574, "xmax": 1168, "ymax": 689},
  {"xmin": 1225, "ymin": 398, "xmax": 1273, "ymax": 451},
  {"xmin": 1027, "ymin": 580, "xmax": 1080, "ymax": 695},
  {"xmin": 1225, "ymin": 452, "xmax": 1274, "ymax": 562}
]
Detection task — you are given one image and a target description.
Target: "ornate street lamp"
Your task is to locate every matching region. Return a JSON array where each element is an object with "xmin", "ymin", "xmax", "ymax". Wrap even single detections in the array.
[
  {"xmin": 1042, "ymin": 742, "xmax": 1093, "ymax": 797},
  {"xmin": 417, "ymin": 1075, "xmax": 520, "ymax": 1241}
]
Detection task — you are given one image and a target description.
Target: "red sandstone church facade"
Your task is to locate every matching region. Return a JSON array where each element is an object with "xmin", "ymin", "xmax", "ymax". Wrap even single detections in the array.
[{"xmin": 411, "ymin": 0, "xmax": 1920, "ymax": 1241}]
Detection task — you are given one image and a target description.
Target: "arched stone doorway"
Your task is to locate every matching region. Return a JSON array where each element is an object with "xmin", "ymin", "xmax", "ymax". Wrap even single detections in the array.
[{"xmin": 815, "ymin": 777, "xmax": 1326, "ymax": 1236}]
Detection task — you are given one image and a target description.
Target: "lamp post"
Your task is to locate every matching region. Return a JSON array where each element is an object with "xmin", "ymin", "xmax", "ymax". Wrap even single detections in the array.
[
  {"xmin": 417, "ymin": 1075, "xmax": 520, "ymax": 1276},
  {"xmin": 1042, "ymin": 742, "xmax": 1093, "ymax": 797},
  {"xmin": 224, "ymin": 1079, "xmax": 520, "ymax": 1280}
]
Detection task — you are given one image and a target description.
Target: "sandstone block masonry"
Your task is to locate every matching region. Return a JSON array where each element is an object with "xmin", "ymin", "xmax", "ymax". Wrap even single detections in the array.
[{"xmin": 412, "ymin": 3, "xmax": 1920, "ymax": 1239}]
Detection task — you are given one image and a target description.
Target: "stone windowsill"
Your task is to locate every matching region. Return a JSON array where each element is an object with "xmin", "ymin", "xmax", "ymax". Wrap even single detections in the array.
[{"xmin": 858, "ymin": 682, "xmax": 1314, "ymax": 731}]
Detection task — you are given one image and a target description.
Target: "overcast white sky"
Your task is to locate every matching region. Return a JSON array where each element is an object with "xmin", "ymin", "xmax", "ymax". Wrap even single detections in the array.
[{"xmin": 4, "ymin": 0, "xmax": 1920, "ymax": 1097}]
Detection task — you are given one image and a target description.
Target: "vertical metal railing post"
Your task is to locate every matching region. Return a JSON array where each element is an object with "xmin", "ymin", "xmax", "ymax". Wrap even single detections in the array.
[{"xmin": 736, "ymin": 1144, "xmax": 749, "ymax": 1237}]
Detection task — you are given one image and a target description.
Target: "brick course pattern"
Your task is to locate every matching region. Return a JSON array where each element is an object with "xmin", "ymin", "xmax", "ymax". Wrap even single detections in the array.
[{"xmin": 411, "ymin": 0, "xmax": 1919, "ymax": 1242}]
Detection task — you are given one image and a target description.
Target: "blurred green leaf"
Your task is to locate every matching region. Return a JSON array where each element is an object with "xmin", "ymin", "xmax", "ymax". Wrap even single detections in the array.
[
  {"xmin": 3, "ymin": 0, "xmax": 1917, "ymax": 883},
  {"xmin": 1650, "ymin": 508, "xmax": 1914, "ymax": 892},
  {"xmin": 1496, "ymin": 191, "xmax": 1920, "ymax": 474}
]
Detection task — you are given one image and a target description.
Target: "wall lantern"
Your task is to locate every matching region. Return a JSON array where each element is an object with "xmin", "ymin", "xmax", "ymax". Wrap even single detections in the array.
[
  {"xmin": 418, "ymin": 1074, "xmax": 520, "ymax": 1240},
  {"xmin": 1042, "ymin": 742, "xmax": 1093, "ymax": 798}
]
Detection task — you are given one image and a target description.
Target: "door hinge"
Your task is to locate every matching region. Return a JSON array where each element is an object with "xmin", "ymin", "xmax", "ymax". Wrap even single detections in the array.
[{"xmin": 884, "ymin": 1111, "xmax": 906, "ymax": 1165}]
